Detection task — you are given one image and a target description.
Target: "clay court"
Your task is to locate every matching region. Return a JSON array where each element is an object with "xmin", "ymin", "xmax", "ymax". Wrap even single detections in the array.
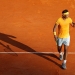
[{"xmin": 0, "ymin": 0, "xmax": 75, "ymax": 75}]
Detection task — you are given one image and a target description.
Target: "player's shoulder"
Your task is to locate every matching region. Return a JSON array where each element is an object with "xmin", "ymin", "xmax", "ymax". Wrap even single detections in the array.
[
  {"xmin": 67, "ymin": 17, "xmax": 72, "ymax": 22},
  {"xmin": 68, "ymin": 17, "xmax": 72, "ymax": 20},
  {"xmin": 57, "ymin": 17, "xmax": 62, "ymax": 21}
]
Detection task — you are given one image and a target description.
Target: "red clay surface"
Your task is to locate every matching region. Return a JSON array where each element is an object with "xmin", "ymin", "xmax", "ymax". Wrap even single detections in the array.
[{"xmin": 0, "ymin": 0, "xmax": 75, "ymax": 75}]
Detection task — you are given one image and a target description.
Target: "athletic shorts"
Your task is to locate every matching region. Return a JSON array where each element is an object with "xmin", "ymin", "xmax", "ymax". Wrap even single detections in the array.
[{"xmin": 57, "ymin": 36, "xmax": 70, "ymax": 46}]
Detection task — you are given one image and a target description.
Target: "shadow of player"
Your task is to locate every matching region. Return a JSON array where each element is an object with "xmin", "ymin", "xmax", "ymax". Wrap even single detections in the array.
[{"xmin": 0, "ymin": 32, "xmax": 61, "ymax": 68}]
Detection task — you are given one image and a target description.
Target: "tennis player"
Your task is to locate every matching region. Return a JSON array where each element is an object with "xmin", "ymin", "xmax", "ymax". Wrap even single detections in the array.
[{"xmin": 53, "ymin": 9, "xmax": 75, "ymax": 69}]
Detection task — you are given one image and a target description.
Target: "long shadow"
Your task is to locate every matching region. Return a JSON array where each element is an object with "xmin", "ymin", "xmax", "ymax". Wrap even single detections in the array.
[
  {"xmin": 0, "ymin": 42, "xmax": 18, "ymax": 56},
  {"xmin": 0, "ymin": 32, "xmax": 61, "ymax": 68}
]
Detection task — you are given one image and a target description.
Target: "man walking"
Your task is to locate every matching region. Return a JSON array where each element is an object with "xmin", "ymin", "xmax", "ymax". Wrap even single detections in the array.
[{"xmin": 53, "ymin": 9, "xmax": 75, "ymax": 69}]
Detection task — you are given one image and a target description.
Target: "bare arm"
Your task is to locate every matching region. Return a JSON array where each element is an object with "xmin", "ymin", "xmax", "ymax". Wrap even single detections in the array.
[
  {"xmin": 53, "ymin": 23, "xmax": 58, "ymax": 42},
  {"xmin": 70, "ymin": 22, "xmax": 75, "ymax": 27},
  {"xmin": 53, "ymin": 24, "xmax": 58, "ymax": 32}
]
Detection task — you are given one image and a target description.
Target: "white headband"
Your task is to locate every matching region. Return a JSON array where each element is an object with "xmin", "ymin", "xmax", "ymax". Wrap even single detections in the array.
[{"xmin": 63, "ymin": 12, "xmax": 69, "ymax": 15}]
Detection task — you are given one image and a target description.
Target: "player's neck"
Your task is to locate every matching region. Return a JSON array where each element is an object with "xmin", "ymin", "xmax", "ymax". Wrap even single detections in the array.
[{"xmin": 62, "ymin": 16, "xmax": 68, "ymax": 20}]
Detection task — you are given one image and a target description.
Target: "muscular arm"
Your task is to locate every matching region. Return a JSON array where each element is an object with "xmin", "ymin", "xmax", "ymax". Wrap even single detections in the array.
[
  {"xmin": 53, "ymin": 23, "xmax": 58, "ymax": 42},
  {"xmin": 70, "ymin": 22, "xmax": 75, "ymax": 27},
  {"xmin": 53, "ymin": 24, "xmax": 58, "ymax": 32}
]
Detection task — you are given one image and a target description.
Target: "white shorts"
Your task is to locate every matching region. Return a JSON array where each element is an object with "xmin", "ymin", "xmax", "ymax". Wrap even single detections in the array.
[{"xmin": 57, "ymin": 36, "xmax": 70, "ymax": 46}]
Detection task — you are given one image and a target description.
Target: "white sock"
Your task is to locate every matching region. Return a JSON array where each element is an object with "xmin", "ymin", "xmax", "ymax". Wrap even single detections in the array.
[
  {"xmin": 60, "ymin": 52, "xmax": 63, "ymax": 55},
  {"xmin": 63, "ymin": 60, "xmax": 67, "ymax": 64}
]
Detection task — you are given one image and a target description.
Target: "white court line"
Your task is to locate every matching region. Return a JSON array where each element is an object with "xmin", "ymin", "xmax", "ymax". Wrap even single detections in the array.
[
  {"xmin": 0, "ymin": 52, "xmax": 75, "ymax": 54},
  {"xmin": 0, "ymin": 52, "xmax": 58, "ymax": 54}
]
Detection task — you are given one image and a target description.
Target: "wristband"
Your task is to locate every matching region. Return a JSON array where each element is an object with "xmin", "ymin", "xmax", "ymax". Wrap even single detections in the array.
[{"xmin": 53, "ymin": 32, "xmax": 56, "ymax": 35}]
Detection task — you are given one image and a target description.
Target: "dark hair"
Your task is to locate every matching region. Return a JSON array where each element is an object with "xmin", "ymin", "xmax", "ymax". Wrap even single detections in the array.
[{"xmin": 62, "ymin": 9, "xmax": 69, "ymax": 14}]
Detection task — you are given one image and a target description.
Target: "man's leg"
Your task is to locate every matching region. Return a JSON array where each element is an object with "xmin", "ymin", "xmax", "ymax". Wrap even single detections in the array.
[
  {"xmin": 57, "ymin": 46, "xmax": 62, "ymax": 53},
  {"xmin": 57, "ymin": 37, "xmax": 63, "ymax": 60},
  {"xmin": 57, "ymin": 46, "xmax": 63, "ymax": 60},
  {"xmin": 63, "ymin": 45, "xmax": 68, "ymax": 60},
  {"xmin": 62, "ymin": 45, "xmax": 68, "ymax": 69}
]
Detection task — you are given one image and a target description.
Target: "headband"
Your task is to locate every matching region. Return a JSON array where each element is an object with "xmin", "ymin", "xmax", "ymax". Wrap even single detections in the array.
[{"xmin": 63, "ymin": 12, "xmax": 69, "ymax": 15}]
